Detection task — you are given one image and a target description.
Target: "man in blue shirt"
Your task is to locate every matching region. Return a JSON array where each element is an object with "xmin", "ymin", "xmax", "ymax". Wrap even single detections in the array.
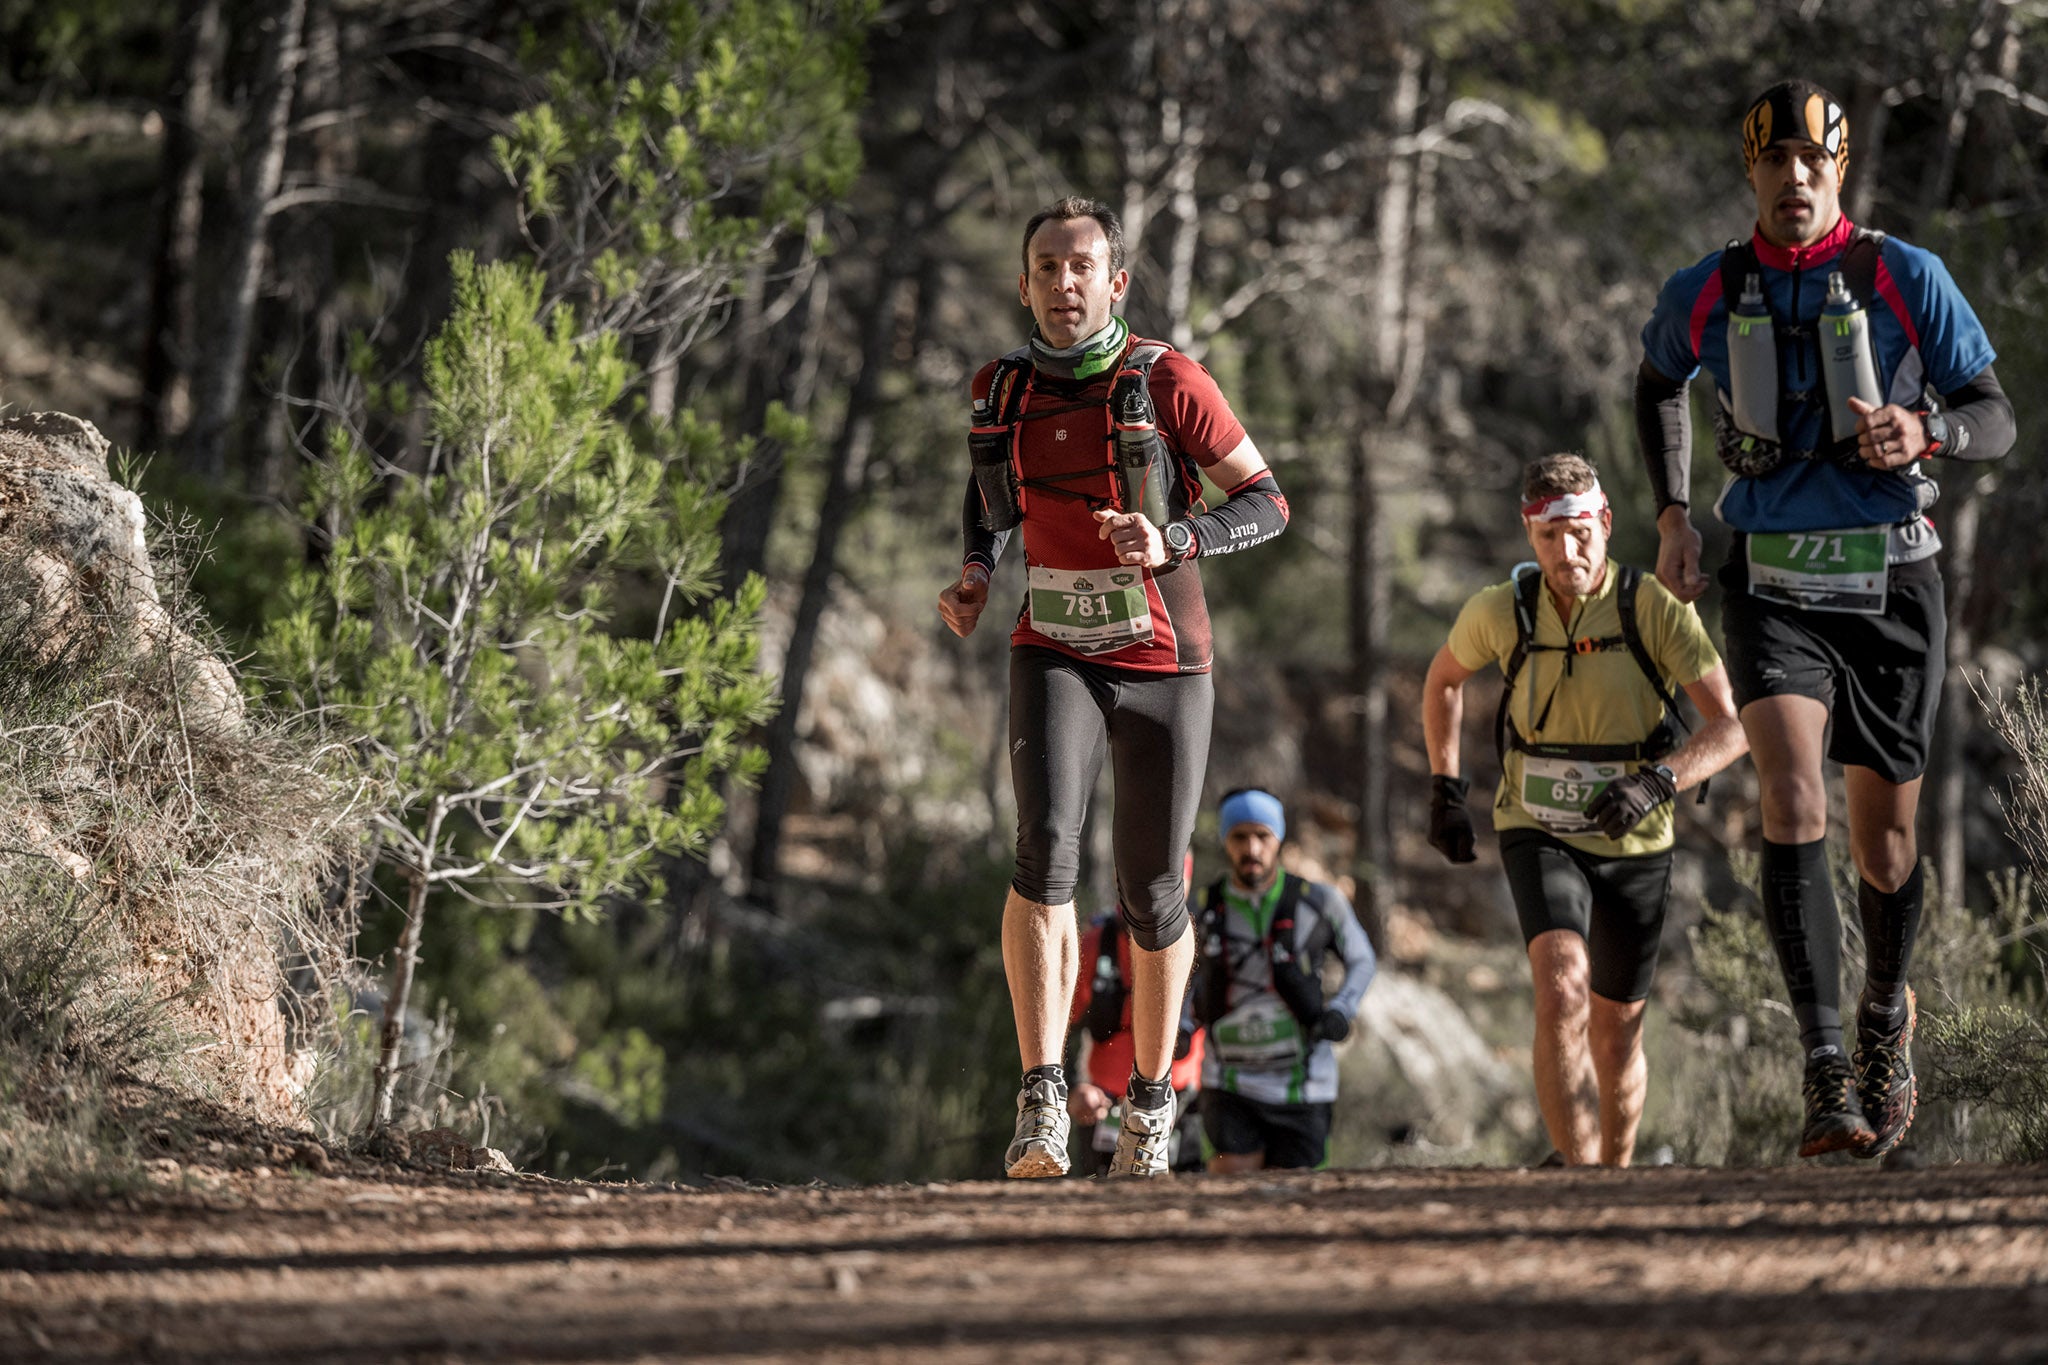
[{"xmin": 1636, "ymin": 80, "xmax": 2014, "ymax": 1159}]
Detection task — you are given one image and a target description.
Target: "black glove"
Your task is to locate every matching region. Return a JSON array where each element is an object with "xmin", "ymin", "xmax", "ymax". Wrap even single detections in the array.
[
  {"xmin": 1584, "ymin": 764, "xmax": 1678, "ymax": 839},
  {"xmin": 1315, "ymin": 1008, "xmax": 1352, "ymax": 1043},
  {"xmin": 1427, "ymin": 774, "xmax": 1476, "ymax": 863}
]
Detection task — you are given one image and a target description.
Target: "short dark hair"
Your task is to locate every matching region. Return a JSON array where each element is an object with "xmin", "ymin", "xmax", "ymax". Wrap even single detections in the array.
[
  {"xmin": 1021, "ymin": 197, "xmax": 1126, "ymax": 274},
  {"xmin": 1522, "ymin": 453, "xmax": 1600, "ymax": 503}
]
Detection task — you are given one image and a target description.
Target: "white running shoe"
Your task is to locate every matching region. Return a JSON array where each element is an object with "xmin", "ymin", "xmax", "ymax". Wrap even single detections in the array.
[
  {"xmin": 1107, "ymin": 1089, "xmax": 1175, "ymax": 1177},
  {"xmin": 1004, "ymin": 1077, "xmax": 1071, "ymax": 1178}
]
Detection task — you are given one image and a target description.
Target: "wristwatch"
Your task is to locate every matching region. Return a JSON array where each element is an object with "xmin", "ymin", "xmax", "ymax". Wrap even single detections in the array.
[
  {"xmin": 1649, "ymin": 762, "xmax": 1677, "ymax": 791},
  {"xmin": 1918, "ymin": 406, "xmax": 1955, "ymax": 458},
  {"xmin": 1161, "ymin": 519, "xmax": 1197, "ymax": 563}
]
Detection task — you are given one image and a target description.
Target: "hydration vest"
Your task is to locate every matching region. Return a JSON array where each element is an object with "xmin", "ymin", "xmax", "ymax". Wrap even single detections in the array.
[
  {"xmin": 1195, "ymin": 874, "xmax": 1326, "ymax": 1031},
  {"xmin": 1494, "ymin": 564, "xmax": 1690, "ymax": 767},
  {"xmin": 970, "ymin": 341, "xmax": 1188, "ymax": 528},
  {"xmin": 1713, "ymin": 227, "xmax": 1886, "ymax": 479}
]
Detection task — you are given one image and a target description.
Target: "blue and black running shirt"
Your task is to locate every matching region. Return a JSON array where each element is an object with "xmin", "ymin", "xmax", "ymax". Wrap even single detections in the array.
[{"xmin": 1641, "ymin": 216, "xmax": 1996, "ymax": 534}]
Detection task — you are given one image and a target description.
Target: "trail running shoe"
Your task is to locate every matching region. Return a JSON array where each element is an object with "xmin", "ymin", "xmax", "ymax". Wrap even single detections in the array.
[
  {"xmin": 1854, "ymin": 987, "xmax": 1918, "ymax": 1159},
  {"xmin": 1107, "ymin": 1089, "xmax": 1175, "ymax": 1178},
  {"xmin": 1004, "ymin": 1076, "xmax": 1071, "ymax": 1178},
  {"xmin": 1798, "ymin": 1049, "xmax": 1875, "ymax": 1158}
]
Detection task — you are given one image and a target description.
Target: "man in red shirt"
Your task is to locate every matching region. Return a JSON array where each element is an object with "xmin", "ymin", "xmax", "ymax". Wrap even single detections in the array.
[{"xmin": 938, "ymin": 197, "xmax": 1289, "ymax": 1178}]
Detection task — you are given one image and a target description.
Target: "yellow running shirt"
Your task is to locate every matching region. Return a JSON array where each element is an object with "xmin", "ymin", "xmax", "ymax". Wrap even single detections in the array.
[{"xmin": 1447, "ymin": 566, "xmax": 1721, "ymax": 858}]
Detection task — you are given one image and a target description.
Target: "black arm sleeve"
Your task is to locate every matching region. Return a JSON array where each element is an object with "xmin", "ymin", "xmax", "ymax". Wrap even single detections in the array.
[
  {"xmin": 1635, "ymin": 359, "xmax": 1693, "ymax": 513},
  {"xmin": 1180, "ymin": 470, "xmax": 1289, "ymax": 559},
  {"xmin": 1933, "ymin": 364, "xmax": 2015, "ymax": 463},
  {"xmin": 962, "ymin": 477, "xmax": 1010, "ymax": 576}
]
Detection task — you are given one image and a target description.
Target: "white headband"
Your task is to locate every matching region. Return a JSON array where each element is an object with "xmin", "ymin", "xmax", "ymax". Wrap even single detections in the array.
[{"xmin": 1522, "ymin": 484, "xmax": 1608, "ymax": 522}]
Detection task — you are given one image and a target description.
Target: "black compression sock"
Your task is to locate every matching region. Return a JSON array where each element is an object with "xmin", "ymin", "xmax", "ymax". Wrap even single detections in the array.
[
  {"xmin": 1022, "ymin": 1063, "xmax": 1067, "ymax": 1098},
  {"xmin": 1760, "ymin": 837, "xmax": 1844, "ymax": 1059},
  {"xmin": 1857, "ymin": 862, "xmax": 1924, "ymax": 1037},
  {"xmin": 1125, "ymin": 1068, "xmax": 1171, "ymax": 1112}
]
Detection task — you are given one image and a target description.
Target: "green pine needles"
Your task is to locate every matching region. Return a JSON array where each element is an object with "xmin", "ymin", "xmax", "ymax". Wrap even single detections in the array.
[{"xmin": 261, "ymin": 253, "xmax": 775, "ymax": 1127}]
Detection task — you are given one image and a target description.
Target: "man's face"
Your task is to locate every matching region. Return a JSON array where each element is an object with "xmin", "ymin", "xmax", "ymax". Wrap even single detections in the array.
[
  {"xmin": 1018, "ymin": 216, "xmax": 1127, "ymax": 349},
  {"xmin": 1224, "ymin": 823, "xmax": 1281, "ymax": 888},
  {"xmin": 1526, "ymin": 509, "xmax": 1611, "ymax": 602},
  {"xmin": 1750, "ymin": 138, "xmax": 1843, "ymax": 249}
]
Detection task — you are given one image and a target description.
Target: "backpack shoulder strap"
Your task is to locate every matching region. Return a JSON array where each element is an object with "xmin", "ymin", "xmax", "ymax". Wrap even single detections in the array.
[
  {"xmin": 1201, "ymin": 877, "xmax": 1230, "ymax": 950},
  {"xmin": 1841, "ymin": 227, "xmax": 1887, "ymax": 309},
  {"xmin": 985, "ymin": 350, "xmax": 1031, "ymax": 425},
  {"xmin": 1615, "ymin": 566, "xmax": 1690, "ymax": 731},
  {"xmin": 1266, "ymin": 874, "xmax": 1306, "ymax": 958},
  {"xmin": 1718, "ymin": 237, "xmax": 1755, "ymax": 314},
  {"xmin": 1495, "ymin": 566, "xmax": 1546, "ymax": 764}
]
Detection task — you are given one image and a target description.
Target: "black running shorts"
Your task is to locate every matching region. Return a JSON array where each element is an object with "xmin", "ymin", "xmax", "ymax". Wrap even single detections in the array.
[
  {"xmin": 1008, "ymin": 646, "xmax": 1213, "ymax": 950},
  {"xmin": 1719, "ymin": 545, "xmax": 1945, "ymax": 784},
  {"xmin": 1199, "ymin": 1089, "xmax": 1332, "ymax": 1169},
  {"xmin": 1499, "ymin": 827, "xmax": 1673, "ymax": 1003}
]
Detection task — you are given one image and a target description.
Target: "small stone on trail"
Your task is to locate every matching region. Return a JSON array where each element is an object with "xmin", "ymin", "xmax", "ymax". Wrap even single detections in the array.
[
  {"xmin": 473, "ymin": 1147, "xmax": 516, "ymax": 1175},
  {"xmin": 1882, "ymin": 1144, "xmax": 1928, "ymax": 1171},
  {"xmin": 366, "ymin": 1126, "xmax": 411, "ymax": 1164},
  {"xmin": 414, "ymin": 1127, "xmax": 474, "ymax": 1170}
]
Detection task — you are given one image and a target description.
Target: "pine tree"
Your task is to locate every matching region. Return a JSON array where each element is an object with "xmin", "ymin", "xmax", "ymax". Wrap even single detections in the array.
[{"xmin": 261, "ymin": 253, "xmax": 774, "ymax": 1127}]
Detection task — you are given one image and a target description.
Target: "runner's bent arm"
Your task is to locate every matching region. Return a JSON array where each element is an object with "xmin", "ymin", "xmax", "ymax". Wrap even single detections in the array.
[
  {"xmin": 1096, "ymin": 434, "xmax": 1289, "ymax": 568},
  {"xmin": 1635, "ymin": 359, "xmax": 1710, "ymax": 603},
  {"xmin": 1422, "ymin": 644, "xmax": 1478, "ymax": 778},
  {"xmin": 1662, "ymin": 664, "xmax": 1748, "ymax": 792},
  {"xmin": 939, "ymin": 476, "xmax": 1008, "ymax": 637},
  {"xmin": 1932, "ymin": 365, "xmax": 2016, "ymax": 461},
  {"xmin": 1850, "ymin": 364, "xmax": 2017, "ymax": 469},
  {"xmin": 1317, "ymin": 888, "xmax": 1378, "ymax": 1022}
]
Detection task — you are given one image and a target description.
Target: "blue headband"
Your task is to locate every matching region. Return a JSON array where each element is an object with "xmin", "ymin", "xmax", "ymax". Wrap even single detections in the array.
[{"xmin": 1219, "ymin": 789, "xmax": 1285, "ymax": 844}]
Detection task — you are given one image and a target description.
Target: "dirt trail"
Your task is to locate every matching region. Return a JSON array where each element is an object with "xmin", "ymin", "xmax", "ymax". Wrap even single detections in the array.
[{"xmin": 4, "ymin": 1162, "xmax": 2047, "ymax": 1363}]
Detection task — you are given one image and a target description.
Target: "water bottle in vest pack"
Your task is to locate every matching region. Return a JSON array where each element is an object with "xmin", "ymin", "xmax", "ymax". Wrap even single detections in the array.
[
  {"xmin": 1726, "ymin": 273, "xmax": 1779, "ymax": 440},
  {"xmin": 1820, "ymin": 270, "xmax": 1882, "ymax": 442},
  {"xmin": 1111, "ymin": 366, "xmax": 1171, "ymax": 526}
]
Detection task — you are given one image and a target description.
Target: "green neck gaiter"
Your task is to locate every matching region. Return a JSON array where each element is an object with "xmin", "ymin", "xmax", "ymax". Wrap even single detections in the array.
[{"xmin": 1028, "ymin": 315, "xmax": 1129, "ymax": 381}]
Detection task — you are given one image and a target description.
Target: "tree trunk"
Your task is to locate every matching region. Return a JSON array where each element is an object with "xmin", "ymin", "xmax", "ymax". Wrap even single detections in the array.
[
  {"xmin": 187, "ymin": 0, "xmax": 309, "ymax": 480},
  {"xmin": 1161, "ymin": 99, "xmax": 1202, "ymax": 354},
  {"xmin": 747, "ymin": 219, "xmax": 926, "ymax": 903},
  {"xmin": 1843, "ymin": 77, "xmax": 1890, "ymax": 227},
  {"xmin": 270, "ymin": 0, "xmax": 352, "ymax": 499},
  {"xmin": 372, "ymin": 836, "xmax": 436, "ymax": 1129},
  {"xmin": 140, "ymin": 0, "xmax": 224, "ymax": 451},
  {"xmin": 1915, "ymin": 0, "xmax": 2001, "ymax": 226},
  {"xmin": 1955, "ymin": 5, "xmax": 2020, "ymax": 208},
  {"xmin": 1348, "ymin": 41, "xmax": 1425, "ymax": 951},
  {"xmin": 1350, "ymin": 417, "xmax": 1391, "ymax": 948},
  {"xmin": 1933, "ymin": 471, "xmax": 1993, "ymax": 909}
]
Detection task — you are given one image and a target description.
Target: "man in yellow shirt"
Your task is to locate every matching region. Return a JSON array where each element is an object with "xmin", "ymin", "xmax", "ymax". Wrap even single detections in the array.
[{"xmin": 1421, "ymin": 454, "xmax": 1748, "ymax": 1166}]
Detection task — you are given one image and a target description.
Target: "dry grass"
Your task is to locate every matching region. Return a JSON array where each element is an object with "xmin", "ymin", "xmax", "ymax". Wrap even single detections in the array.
[{"xmin": 0, "ymin": 532, "xmax": 364, "ymax": 1194}]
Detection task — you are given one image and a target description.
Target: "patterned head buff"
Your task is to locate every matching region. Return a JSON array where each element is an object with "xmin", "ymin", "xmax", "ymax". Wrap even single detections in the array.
[
  {"xmin": 1742, "ymin": 80, "xmax": 1849, "ymax": 183},
  {"xmin": 1522, "ymin": 482, "xmax": 1608, "ymax": 522}
]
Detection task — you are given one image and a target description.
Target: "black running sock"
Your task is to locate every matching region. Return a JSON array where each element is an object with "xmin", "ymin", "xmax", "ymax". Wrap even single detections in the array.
[
  {"xmin": 1760, "ymin": 837, "xmax": 1844, "ymax": 1060},
  {"xmin": 1023, "ymin": 1063, "xmax": 1068, "ymax": 1098},
  {"xmin": 1857, "ymin": 862, "xmax": 1924, "ymax": 1037},
  {"xmin": 1125, "ymin": 1069, "xmax": 1171, "ymax": 1112}
]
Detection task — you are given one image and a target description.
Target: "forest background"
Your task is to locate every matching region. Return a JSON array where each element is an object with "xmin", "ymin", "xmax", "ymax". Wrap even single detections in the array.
[{"xmin": 2, "ymin": 0, "xmax": 2046, "ymax": 1183}]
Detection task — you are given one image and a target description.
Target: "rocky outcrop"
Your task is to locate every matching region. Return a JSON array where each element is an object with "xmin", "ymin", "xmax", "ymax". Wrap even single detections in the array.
[
  {"xmin": 0, "ymin": 411, "xmax": 332, "ymax": 1124},
  {"xmin": 0, "ymin": 412, "xmax": 243, "ymax": 733}
]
